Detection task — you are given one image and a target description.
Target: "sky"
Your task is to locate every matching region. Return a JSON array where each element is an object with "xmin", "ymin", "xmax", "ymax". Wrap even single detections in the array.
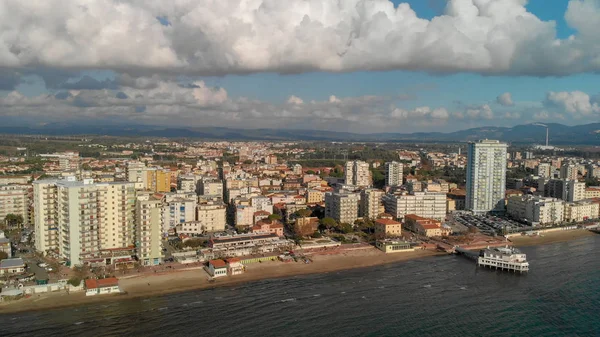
[{"xmin": 1, "ymin": 0, "xmax": 600, "ymax": 134}]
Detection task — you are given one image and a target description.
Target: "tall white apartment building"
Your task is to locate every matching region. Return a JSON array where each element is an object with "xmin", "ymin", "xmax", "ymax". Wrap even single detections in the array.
[
  {"xmin": 466, "ymin": 140, "xmax": 508, "ymax": 214},
  {"xmin": 34, "ymin": 178, "xmax": 136, "ymax": 266},
  {"xmin": 180, "ymin": 201, "xmax": 227, "ymax": 234},
  {"xmin": 385, "ymin": 161, "xmax": 404, "ymax": 187},
  {"xmin": 0, "ymin": 184, "xmax": 31, "ymax": 226},
  {"xmin": 382, "ymin": 192, "xmax": 447, "ymax": 221},
  {"xmin": 360, "ymin": 188, "xmax": 384, "ymax": 220},
  {"xmin": 325, "ymin": 192, "xmax": 360, "ymax": 224},
  {"xmin": 507, "ymin": 195, "xmax": 564, "ymax": 225},
  {"xmin": 545, "ymin": 179, "xmax": 585, "ymax": 202},
  {"xmin": 344, "ymin": 161, "xmax": 371, "ymax": 187},
  {"xmin": 250, "ymin": 196, "xmax": 273, "ymax": 214},
  {"xmin": 126, "ymin": 161, "xmax": 147, "ymax": 183},
  {"xmin": 135, "ymin": 194, "xmax": 164, "ymax": 266}
]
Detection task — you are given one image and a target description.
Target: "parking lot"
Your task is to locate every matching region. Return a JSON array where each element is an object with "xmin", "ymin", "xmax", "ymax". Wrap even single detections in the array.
[{"xmin": 451, "ymin": 212, "xmax": 532, "ymax": 235}]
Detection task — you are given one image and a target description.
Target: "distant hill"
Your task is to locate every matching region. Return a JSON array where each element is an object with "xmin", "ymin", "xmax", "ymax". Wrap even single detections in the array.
[{"xmin": 1, "ymin": 122, "xmax": 600, "ymax": 144}]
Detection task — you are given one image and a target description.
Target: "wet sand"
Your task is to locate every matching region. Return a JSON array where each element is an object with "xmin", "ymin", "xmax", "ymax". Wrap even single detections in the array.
[
  {"xmin": 510, "ymin": 229, "xmax": 596, "ymax": 247},
  {"xmin": 0, "ymin": 248, "xmax": 442, "ymax": 314}
]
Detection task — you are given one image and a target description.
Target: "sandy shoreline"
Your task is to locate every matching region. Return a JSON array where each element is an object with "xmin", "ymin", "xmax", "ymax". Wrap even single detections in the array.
[
  {"xmin": 0, "ymin": 248, "xmax": 442, "ymax": 314},
  {"xmin": 1, "ymin": 230, "xmax": 596, "ymax": 314},
  {"xmin": 510, "ymin": 229, "xmax": 596, "ymax": 247}
]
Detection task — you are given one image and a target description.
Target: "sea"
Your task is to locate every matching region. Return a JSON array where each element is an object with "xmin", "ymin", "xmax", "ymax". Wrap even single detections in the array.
[{"xmin": 1, "ymin": 235, "xmax": 599, "ymax": 337}]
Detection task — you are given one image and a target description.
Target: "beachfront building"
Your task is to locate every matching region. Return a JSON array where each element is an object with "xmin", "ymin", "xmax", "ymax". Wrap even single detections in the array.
[
  {"xmin": 252, "ymin": 219, "xmax": 284, "ymax": 237},
  {"xmin": 374, "ymin": 218, "xmax": 402, "ymax": 237},
  {"xmin": 208, "ymin": 233, "xmax": 293, "ymax": 258},
  {"xmin": 325, "ymin": 192, "xmax": 360, "ymax": 224},
  {"xmin": 227, "ymin": 258, "xmax": 245, "ymax": 275},
  {"xmin": 375, "ymin": 240, "xmax": 413, "ymax": 253},
  {"xmin": 466, "ymin": 140, "xmax": 508, "ymax": 214},
  {"xmin": 207, "ymin": 259, "xmax": 228, "ymax": 278},
  {"xmin": 0, "ymin": 184, "xmax": 31, "ymax": 227},
  {"xmin": 33, "ymin": 178, "xmax": 136, "ymax": 267},
  {"xmin": 135, "ymin": 194, "xmax": 164, "ymax": 266},
  {"xmin": 360, "ymin": 188, "xmax": 384, "ymax": 220},
  {"xmin": 85, "ymin": 277, "xmax": 120, "ymax": 296},
  {"xmin": 382, "ymin": 192, "xmax": 447, "ymax": 221},
  {"xmin": 506, "ymin": 195, "xmax": 564, "ymax": 225},
  {"xmin": 564, "ymin": 201, "xmax": 599, "ymax": 223},
  {"xmin": 0, "ymin": 258, "xmax": 26, "ymax": 275},
  {"xmin": 162, "ymin": 197, "xmax": 196, "ymax": 234}
]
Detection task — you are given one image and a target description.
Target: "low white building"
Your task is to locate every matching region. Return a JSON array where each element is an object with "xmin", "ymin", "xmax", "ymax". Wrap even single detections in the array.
[
  {"xmin": 207, "ymin": 259, "xmax": 227, "ymax": 278},
  {"xmin": 564, "ymin": 201, "xmax": 599, "ymax": 223},
  {"xmin": 507, "ymin": 195, "xmax": 564, "ymax": 225},
  {"xmin": 84, "ymin": 277, "xmax": 120, "ymax": 296}
]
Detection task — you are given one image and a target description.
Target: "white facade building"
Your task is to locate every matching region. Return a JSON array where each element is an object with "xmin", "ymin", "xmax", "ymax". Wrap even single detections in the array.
[
  {"xmin": 385, "ymin": 161, "xmax": 403, "ymax": 187},
  {"xmin": 466, "ymin": 140, "xmax": 508, "ymax": 214},
  {"xmin": 506, "ymin": 195, "xmax": 564, "ymax": 225},
  {"xmin": 344, "ymin": 161, "xmax": 371, "ymax": 187},
  {"xmin": 325, "ymin": 192, "xmax": 360, "ymax": 224},
  {"xmin": 382, "ymin": 192, "xmax": 447, "ymax": 221}
]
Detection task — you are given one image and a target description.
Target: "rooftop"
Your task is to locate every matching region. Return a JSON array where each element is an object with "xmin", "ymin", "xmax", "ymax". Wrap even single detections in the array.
[
  {"xmin": 209, "ymin": 259, "xmax": 227, "ymax": 268},
  {"xmin": 0, "ymin": 258, "xmax": 25, "ymax": 269}
]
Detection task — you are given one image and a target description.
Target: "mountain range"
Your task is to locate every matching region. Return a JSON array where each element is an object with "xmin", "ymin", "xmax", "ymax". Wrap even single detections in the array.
[{"xmin": 1, "ymin": 122, "xmax": 600, "ymax": 145}]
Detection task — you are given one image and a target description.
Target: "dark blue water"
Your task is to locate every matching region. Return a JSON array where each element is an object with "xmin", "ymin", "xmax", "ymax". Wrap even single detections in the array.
[{"xmin": 1, "ymin": 236, "xmax": 599, "ymax": 337}]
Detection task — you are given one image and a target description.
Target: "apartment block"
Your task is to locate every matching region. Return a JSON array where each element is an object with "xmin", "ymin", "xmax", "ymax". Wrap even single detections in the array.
[
  {"xmin": 34, "ymin": 178, "xmax": 136, "ymax": 266},
  {"xmin": 466, "ymin": 140, "xmax": 508, "ymax": 214},
  {"xmin": 385, "ymin": 161, "xmax": 403, "ymax": 187},
  {"xmin": 560, "ymin": 163, "xmax": 579, "ymax": 180},
  {"xmin": 536, "ymin": 163, "xmax": 552, "ymax": 178},
  {"xmin": 382, "ymin": 192, "xmax": 447, "ymax": 221},
  {"xmin": 325, "ymin": 192, "xmax": 360, "ymax": 224},
  {"xmin": 344, "ymin": 161, "xmax": 371, "ymax": 187},
  {"xmin": 198, "ymin": 179, "xmax": 223, "ymax": 197},
  {"xmin": 564, "ymin": 201, "xmax": 599, "ymax": 223},
  {"xmin": 162, "ymin": 198, "xmax": 196, "ymax": 235},
  {"xmin": 545, "ymin": 179, "xmax": 585, "ymax": 202},
  {"xmin": 135, "ymin": 194, "xmax": 164, "ymax": 266},
  {"xmin": 0, "ymin": 184, "xmax": 31, "ymax": 226},
  {"xmin": 507, "ymin": 195, "xmax": 564, "ymax": 225},
  {"xmin": 360, "ymin": 188, "xmax": 384, "ymax": 220}
]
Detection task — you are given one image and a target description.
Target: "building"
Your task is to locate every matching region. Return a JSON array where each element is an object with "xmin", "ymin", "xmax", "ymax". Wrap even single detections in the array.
[
  {"xmin": 585, "ymin": 187, "xmax": 600, "ymax": 199},
  {"xmin": 374, "ymin": 218, "xmax": 402, "ymax": 237},
  {"xmin": 33, "ymin": 178, "xmax": 136, "ymax": 266},
  {"xmin": 385, "ymin": 161, "xmax": 403, "ymax": 187},
  {"xmin": 234, "ymin": 205, "xmax": 255, "ymax": 228},
  {"xmin": 586, "ymin": 164, "xmax": 600, "ymax": 179},
  {"xmin": 344, "ymin": 160, "xmax": 371, "ymax": 187},
  {"xmin": 305, "ymin": 189, "xmax": 324, "ymax": 204},
  {"xmin": 447, "ymin": 189, "xmax": 466, "ymax": 210},
  {"xmin": 0, "ymin": 236, "xmax": 10, "ymax": 258},
  {"xmin": 252, "ymin": 219, "xmax": 284, "ymax": 237},
  {"xmin": 227, "ymin": 258, "xmax": 245, "ymax": 275},
  {"xmin": 506, "ymin": 195, "xmax": 564, "ymax": 225},
  {"xmin": 382, "ymin": 192, "xmax": 447, "ymax": 221},
  {"xmin": 0, "ymin": 258, "xmax": 25, "ymax": 275},
  {"xmin": 207, "ymin": 259, "xmax": 228, "ymax": 278},
  {"xmin": 560, "ymin": 163, "xmax": 579, "ymax": 180},
  {"xmin": 403, "ymin": 214, "xmax": 448, "ymax": 237},
  {"xmin": 564, "ymin": 201, "xmax": 599, "ymax": 223},
  {"xmin": 135, "ymin": 194, "xmax": 164, "ymax": 266},
  {"xmin": 375, "ymin": 240, "xmax": 413, "ymax": 253},
  {"xmin": 266, "ymin": 154, "xmax": 278, "ymax": 165},
  {"xmin": 146, "ymin": 169, "xmax": 171, "ymax": 193},
  {"xmin": 198, "ymin": 179, "xmax": 223, "ymax": 198},
  {"xmin": 126, "ymin": 161, "xmax": 147, "ymax": 184},
  {"xmin": 360, "ymin": 188, "xmax": 384, "ymax": 220},
  {"xmin": 0, "ymin": 184, "xmax": 31, "ymax": 226},
  {"xmin": 195, "ymin": 201, "xmax": 227, "ymax": 233},
  {"xmin": 292, "ymin": 164, "xmax": 303, "ymax": 175},
  {"xmin": 325, "ymin": 192, "xmax": 360, "ymax": 224},
  {"xmin": 466, "ymin": 140, "xmax": 508, "ymax": 214},
  {"xmin": 162, "ymin": 198, "xmax": 196, "ymax": 234},
  {"xmin": 536, "ymin": 163, "xmax": 552, "ymax": 178},
  {"xmin": 85, "ymin": 277, "xmax": 120, "ymax": 296},
  {"xmin": 545, "ymin": 179, "xmax": 585, "ymax": 202},
  {"xmin": 177, "ymin": 176, "xmax": 197, "ymax": 193},
  {"xmin": 208, "ymin": 233, "xmax": 292, "ymax": 258}
]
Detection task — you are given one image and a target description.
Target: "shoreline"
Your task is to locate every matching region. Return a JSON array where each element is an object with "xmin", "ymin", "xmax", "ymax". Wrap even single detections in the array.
[{"xmin": 1, "ymin": 229, "xmax": 596, "ymax": 314}]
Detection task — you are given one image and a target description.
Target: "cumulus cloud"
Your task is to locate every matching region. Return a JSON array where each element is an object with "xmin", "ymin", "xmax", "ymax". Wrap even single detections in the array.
[
  {"xmin": 544, "ymin": 91, "xmax": 600, "ymax": 116},
  {"xmin": 496, "ymin": 92, "xmax": 514, "ymax": 106},
  {"xmin": 287, "ymin": 95, "xmax": 304, "ymax": 105},
  {"xmin": 1, "ymin": 0, "xmax": 600, "ymax": 76},
  {"xmin": 461, "ymin": 104, "xmax": 494, "ymax": 120}
]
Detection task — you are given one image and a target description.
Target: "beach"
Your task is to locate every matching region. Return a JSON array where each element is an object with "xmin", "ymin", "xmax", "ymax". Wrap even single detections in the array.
[
  {"xmin": 510, "ymin": 229, "xmax": 596, "ymax": 247},
  {"xmin": 1, "ymin": 230, "xmax": 596, "ymax": 314},
  {"xmin": 0, "ymin": 248, "xmax": 442, "ymax": 314}
]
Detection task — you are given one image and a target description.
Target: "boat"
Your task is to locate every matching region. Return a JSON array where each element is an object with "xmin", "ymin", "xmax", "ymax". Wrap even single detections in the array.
[{"xmin": 477, "ymin": 246, "xmax": 529, "ymax": 273}]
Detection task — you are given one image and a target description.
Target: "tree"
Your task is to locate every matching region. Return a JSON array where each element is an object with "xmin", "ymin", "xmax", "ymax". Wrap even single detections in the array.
[
  {"xmin": 243, "ymin": 159, "xmax": 253, "ymax": 165},
  {"xmin": 320, "ymin": 217, "xmax": 338, "ymax": 231},
  {"xmin": 268, "ymin": 214, "xmax": 282, "ymax": 221},
  {"xmin": 4, "ymin": 214, "xmax": 24, "ymax": 229},
  {"xmin": 340, "ymin": 223, "xmax": 353, "ymax": 234},
  {"xmin": 67, "ymin": 277, "xmax": 82, "ymax": 287},
  {"xmin": 306, "ymin": 170, "xmax": 316, "ymax": 175},
  {"xmin": 0, "ymin": 251, "xmax": 8, "ymax": 260},
  {"xmin": 295, "ymin": 209, "xmax": 312, "ymax": 218}
]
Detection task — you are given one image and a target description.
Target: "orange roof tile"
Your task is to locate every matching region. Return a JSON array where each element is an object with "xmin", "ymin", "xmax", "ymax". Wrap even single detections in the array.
[{"xmin": 209, "ymin": 259, "xmax": 227, "ymax": 268}]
